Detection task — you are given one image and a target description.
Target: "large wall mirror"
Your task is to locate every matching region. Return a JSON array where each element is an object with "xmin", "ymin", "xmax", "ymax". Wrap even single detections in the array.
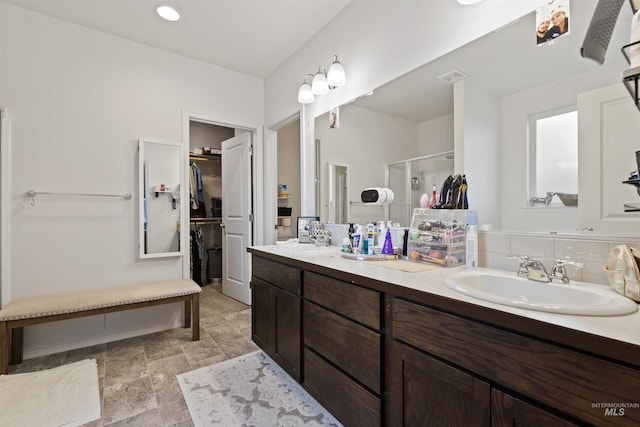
[
  {"xmin": 138, "ymin": 139, "xmax": 183, "ymax": 258},
  {"xmin": 312, "ymin": 0, "xmax": 640, "ymax": 235},
  {"xmin": 326, "ymin": 162, "xmax": 349, "ymax": 224}
]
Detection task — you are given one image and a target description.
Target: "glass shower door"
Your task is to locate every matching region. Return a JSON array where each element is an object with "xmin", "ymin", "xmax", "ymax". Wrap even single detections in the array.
[{"xmin": 388, "ymin": 161, "xmax": 409, "ymax": 226}]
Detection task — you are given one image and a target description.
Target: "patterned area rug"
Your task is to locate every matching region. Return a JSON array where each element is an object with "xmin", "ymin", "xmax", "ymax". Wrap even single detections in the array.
[
  {"xmin": 177, "ymin": 350, "xmax": 342, "ymax": 426},
  {"xmin": 0, "ymin": 359, "xmax": 101, "ymax": 427}
]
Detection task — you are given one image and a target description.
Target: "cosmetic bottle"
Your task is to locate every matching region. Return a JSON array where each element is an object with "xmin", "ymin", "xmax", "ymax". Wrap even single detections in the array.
[
  {"xmin": 376, "ymin": 221, "xmax": 386, "ymax": 249},
  {"xmin": 367, "ymin": 223, "xmax": 375, "ymax": 255},
  {"xmin": 382, "ymin": 229, "xmax": 394, "ymax": 255},
  {"xmin": 428, "ymin": 184, "xmax": 437, "ymax": 209},
  {"xmin": 466, "ymin": 225, "xmax": 478, "ymax": 269},
  {"xmin": 352, "ymin": 225, "xmax": 362, "ymax": 254},
  {"xmin": 342, "ymin": 238, "xmax": 351, "ymax": 253},
  {"xmin": 402, "ymin": 228, "xmax": 410, "ymax": 258}
]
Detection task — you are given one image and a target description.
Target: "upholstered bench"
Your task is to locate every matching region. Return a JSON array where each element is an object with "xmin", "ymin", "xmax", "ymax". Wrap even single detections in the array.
[{"xmin": 0, "ymin": 279, "xmax": 201, "ymax": 374}]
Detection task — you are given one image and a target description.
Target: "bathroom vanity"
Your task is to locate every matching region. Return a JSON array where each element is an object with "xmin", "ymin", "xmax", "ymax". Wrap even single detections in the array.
[{"xmin": 248, "ymin": 246, "xmax": 640, "ymax": 427}]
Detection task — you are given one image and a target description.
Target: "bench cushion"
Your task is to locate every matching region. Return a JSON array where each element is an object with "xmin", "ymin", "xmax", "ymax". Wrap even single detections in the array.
[{"xmin": 0, "ymin": 279, "xmax": 201, "ymax": 321}]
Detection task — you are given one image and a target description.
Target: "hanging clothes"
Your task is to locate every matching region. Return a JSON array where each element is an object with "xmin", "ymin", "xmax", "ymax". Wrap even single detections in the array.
[
  {"xmin": 189, "ymin": 163, "xmax": 201, "ymax": 209},
  {"xmin": 192, "ymin": 163, "xmax": 204, "ymax": 204},
  {"xmin": 190, "ymin": 226, "xmax": 205, "ymax": 286},
  {"xmin": 190, "ymin": 162, "xmax": 207, "ymax": 218}
]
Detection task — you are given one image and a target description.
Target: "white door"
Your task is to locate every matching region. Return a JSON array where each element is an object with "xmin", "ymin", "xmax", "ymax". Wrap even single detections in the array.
[
  {"xmin": 221, "ymin": 132, "xmax": 253, "ymax": 304},
  {"xmin": 578, "ymin": 83, "xmax": 640, "ymax": 234}
]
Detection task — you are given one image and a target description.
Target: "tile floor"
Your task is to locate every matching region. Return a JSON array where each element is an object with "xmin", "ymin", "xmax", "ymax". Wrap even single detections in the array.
[{"xmin": 8, "ymin": 283, "xmax": 258, "ymax": 426}]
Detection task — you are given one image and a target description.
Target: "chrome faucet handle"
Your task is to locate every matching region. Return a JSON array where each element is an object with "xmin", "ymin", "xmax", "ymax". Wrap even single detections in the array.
[
  {"xmin": 526, "ymin": 259, "xmax": 550, "ymax": 282},
  {"xmin": 507, "ymin": 255, "xmax": 533, "ymax": 277},
  {"xmin": 550, "ymin": 258, "xmax": 584, "ymax": 284}
]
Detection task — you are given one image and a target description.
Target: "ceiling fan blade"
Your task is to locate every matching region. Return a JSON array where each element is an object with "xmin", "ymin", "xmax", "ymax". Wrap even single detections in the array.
[{"xmin": 581, "ymin": 0, "xmax": 626, "ymax": 64}]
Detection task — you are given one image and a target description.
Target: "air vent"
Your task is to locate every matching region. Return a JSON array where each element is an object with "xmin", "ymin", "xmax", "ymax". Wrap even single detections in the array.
[{"xmin": 437, "ymin": 69, "xmax": 467, "ymax": 84}]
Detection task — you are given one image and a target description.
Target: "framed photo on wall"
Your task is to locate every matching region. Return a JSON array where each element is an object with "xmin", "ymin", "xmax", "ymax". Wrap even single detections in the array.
[{"xmin": 536, "ymin": 0, "xmax": 570, "ymax": 45}]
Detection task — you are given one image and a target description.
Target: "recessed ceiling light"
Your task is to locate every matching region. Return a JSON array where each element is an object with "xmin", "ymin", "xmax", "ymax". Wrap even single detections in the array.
[{"xmin": 156, "ymin": 5, "xmax": 180, "ymax": 22}]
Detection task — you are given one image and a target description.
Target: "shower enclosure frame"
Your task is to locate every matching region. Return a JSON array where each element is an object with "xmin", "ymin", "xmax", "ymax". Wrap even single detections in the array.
[{"xmin": 387, "ymin": 151, "xmax": 454, "ymax": 227}]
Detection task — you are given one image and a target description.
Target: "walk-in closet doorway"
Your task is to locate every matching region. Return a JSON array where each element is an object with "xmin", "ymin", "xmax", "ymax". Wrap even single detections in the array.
[{"xmin": 183, "ymin": 115, "xmax": 255, "ymax": 305}]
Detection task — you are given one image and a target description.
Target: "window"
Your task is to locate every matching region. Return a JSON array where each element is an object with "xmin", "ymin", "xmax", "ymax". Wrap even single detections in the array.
[{"xmin": 529, "ymin": 108, "xmax": 578, "ymax": 205}]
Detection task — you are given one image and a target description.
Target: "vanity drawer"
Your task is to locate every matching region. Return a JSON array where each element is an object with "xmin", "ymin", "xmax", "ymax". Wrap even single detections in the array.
[
  {"xmin": 304, "ymin": 270, "xmax": 381, "ymax": 330},
  {"xmin": 252, "ymin": 256, "xmax": 301, "ymax": 295},
  {"xmin": 391, "ymin": 297, "xmax": 640, "ymax": 427},
  {"xmin": 304, "ymin": 300, "xmax": 381, "ymax": 393},
  {"xmin": 304, "ymin": 347, "xmax": 381, "ymax": 427}
]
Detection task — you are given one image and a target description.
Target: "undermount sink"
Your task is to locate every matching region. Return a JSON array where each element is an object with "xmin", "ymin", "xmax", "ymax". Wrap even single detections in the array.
[{"xmin": 444, "ymin": 269, "xmax": 638, "ymax": 316}]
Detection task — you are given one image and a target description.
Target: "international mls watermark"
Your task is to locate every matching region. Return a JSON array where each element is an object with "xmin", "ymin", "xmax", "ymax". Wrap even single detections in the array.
[{"xmin": 592, "ymin": 402, "xmax": 640, "ymax": 417}]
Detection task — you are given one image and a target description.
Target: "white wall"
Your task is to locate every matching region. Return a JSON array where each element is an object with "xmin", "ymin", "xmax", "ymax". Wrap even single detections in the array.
[
  {"xmin": 0, "ymin": 3, "xmax": 264, "ymax": 357},
  {"xmin": 460, "ymin": 81, "xmax": 502, "ymax": 228},
  {"xmin": 314, "ymin": 104, "xmax": 418, "ymax": 224},
  {"xmin": 419, "ymin": 113, "xmax": 454, "ymax": 156},
  {"xmin": 500, "ymin": 60, "xmax": 624, "ymax": 232}
]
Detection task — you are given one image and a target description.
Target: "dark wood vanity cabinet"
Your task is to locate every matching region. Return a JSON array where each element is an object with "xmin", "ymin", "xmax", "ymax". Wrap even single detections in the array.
[
  {"xmin": 250, "ymin": 256, "xmax": 302, "ymax": 381},
  {"xmin": 388, "ymin": 340, "xmax": 491, "ymax": 426},
  {"xmin": 302, "ymin": 271, "xmax": 383, "ymax": 427},
  {"xmin": 249, "ymin": 251, "xmax": 640, "ymax": 427},
  {"xmin": 491, "ymin": 389, "xmax": 579, "ymax": 427},
  {"xmin": 388, "ymin": 339, "xmax": 580, "ymax": 427},
  {"xmin": 390, "ymin": 297, "xmax": 639, "ymax": 427}
]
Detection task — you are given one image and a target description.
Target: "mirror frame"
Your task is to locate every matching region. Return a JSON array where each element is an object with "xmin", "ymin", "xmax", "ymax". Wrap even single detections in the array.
[{"xmin": 138, "ymin": 138, "xmax": 184, "ymax": 259}]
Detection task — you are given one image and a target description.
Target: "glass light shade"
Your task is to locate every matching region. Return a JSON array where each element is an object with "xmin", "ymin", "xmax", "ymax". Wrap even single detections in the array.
[
  {"xmin": 298, "ymin": 83, "xmax": 314, "ymax": 104},
  {"xmin": 327, "ymin": 60, "xmax": 346, "ymax": 87},
  {"xmin": 312, "ymin": 71, "xmax": 329, "ymax": 95},
  {"xmin": 157, "ymin": 5, "xmax": 180, "ymax": 21}
]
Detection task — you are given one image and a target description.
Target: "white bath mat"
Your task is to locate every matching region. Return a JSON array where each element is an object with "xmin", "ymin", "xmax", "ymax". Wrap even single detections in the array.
[
  {"xmin": 177, "ymin": 350, "xmax": 342, "ymax": 427},
  {"xmin": 0, "ymin": 358, "xmax": 101, "ymax": 427}
]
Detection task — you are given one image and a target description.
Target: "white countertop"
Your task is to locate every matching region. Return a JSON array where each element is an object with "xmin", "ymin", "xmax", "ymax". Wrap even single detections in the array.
[{"xmin": 250, "ymin": 245, "xmax": 640, "ymax": 351}]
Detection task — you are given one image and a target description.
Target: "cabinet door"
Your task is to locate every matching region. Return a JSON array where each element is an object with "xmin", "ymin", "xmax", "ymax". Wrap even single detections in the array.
[
  {"xmin": 251, "ymin": 278, "xmax": 275, "ymax": 352},
  {"xmin": 491, "ymin": 389, "xmax": 578, "ymax": 427},
  {"xmin": 273, "ymin": 285, "xmax": 301, "ymax": 381},
  {"xmin": 388, "ymin": 341, "xmax": 490, "ymax": 427}
]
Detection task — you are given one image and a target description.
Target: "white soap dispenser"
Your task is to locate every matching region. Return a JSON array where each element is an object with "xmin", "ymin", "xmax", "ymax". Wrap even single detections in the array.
[{"xmin": 466, "ymin": 225, "xmax": 478, "ymax": 269}]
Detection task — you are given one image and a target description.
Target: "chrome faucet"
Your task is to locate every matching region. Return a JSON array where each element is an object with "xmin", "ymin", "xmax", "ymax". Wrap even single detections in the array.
[
  {"xmin": 510, "ymin": 255, "xmax": 583, "ymax": 284},
  {"xmin": 511, "ymin": 256, "xmax": 549, "ymax": 281},
  {"xmin": 549, "ymin": 259, "xmax": 584, "ymax": 284}
]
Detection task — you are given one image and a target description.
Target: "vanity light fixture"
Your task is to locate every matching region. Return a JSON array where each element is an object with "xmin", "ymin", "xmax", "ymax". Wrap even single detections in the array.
[
  {"xmin": 298, "ymin": 74, "xmax": 315, "ymax": 104},
  {"xmin": 327, "ymin": 55, "xmax": 346, "ymax": 87},
  {"xmin": 312, "ymin": 66, "xmax": 330, "ymax": 95},
  {"xmin": 298, "ymin": 55, "xmax": 347, "ymax": 103},
  {"xmin": 156, "ymin": 5, "xmax": 180, "ymax": 22}
]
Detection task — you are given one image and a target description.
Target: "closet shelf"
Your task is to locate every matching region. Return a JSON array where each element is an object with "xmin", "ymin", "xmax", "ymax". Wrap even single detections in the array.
[
  {"xmin": 190, "ymin": 218, "xmax": 222, "ymax": 225},
  {"xmin": 190, "ymin": 154, "xmax": 221, "ymax": 162}
]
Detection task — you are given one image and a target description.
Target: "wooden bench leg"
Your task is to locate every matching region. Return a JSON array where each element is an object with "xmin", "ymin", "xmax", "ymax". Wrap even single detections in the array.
[
  {"xmin": 10, "ymin": 327, "xmax": 23, "ymax": 365},
  {"xmin": 0, "ymin": 321, "xmax": 7, "ymax": 375},
  {"xmin": 184, "ymin": 300, "xmax": 191, "ymax": 329},
  {"xmin": 192, "ymin": 293, "xmax": 200, "ymax": 341}
]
